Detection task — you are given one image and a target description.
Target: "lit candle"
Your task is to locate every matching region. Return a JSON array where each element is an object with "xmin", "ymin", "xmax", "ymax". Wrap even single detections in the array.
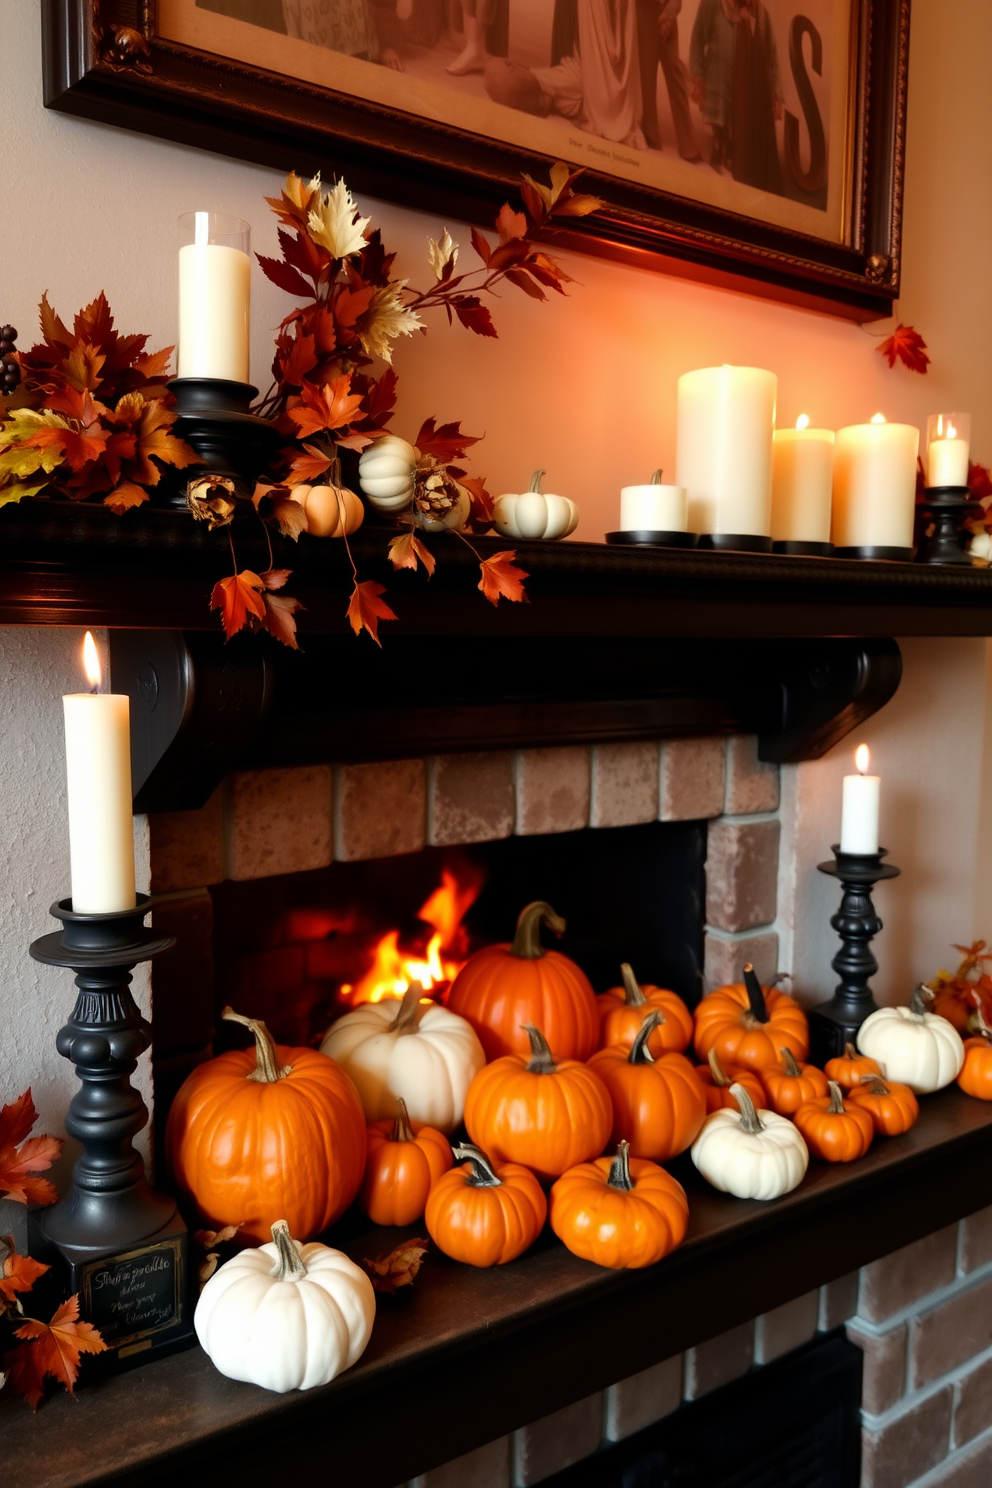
[
  {"xmin": 676, "ymin": 365, "xmax": 777, "ymax": 538},
  {"xmin": 840, "ymin": 744, "xmax": 880, "ymax": 855},
  {"xmin": 832, "ymin": 414, "xmax": 919, "ymax": 551},
  {"xmin": 177, "ymin": 211, "xmax": 251, "ymax": 383},
  {"xmin": 620, "ymin": 470, "xmax": 687, "ymax": 532},
  {"xmin": 926, "ymin": 412, "xmax": 971, "ymax": 488},
  {"xmin": 771, "ymin": 414, "xmax": 835, "ymax": 543},
  {"xmin": 63, "ymin": 633, "xmax": 136, "ymax": 914}
]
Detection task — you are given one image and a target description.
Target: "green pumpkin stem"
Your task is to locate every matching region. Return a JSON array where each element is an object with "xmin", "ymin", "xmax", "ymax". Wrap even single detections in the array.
[
  {"xmin": 628, "ymin": 1010, "xmax": 663, "ymax": 1065},
  {"xmin": 528, "ymin": 469, "xmax": 545, "ymax": 494},
  {"xmin": 511, "ymin": 902, "xmax": 566, "ymax": 960},
  {"xmin": 392, "ymin": 981, "xmax": 427, "ymax": 1035},
  {"xmin": 910, "ymin": 984, "xmax": 934, "ymax": 1018},
  {"xmin": 742, "ymin": 964, "xmax": 770, "ymax": 1024},
  {"xmin": 858, "ymin": 1075, "xmax": 891, "ymax": 1096},
  {"xmin": 270, "ymin": 1220, "xmax": 308, "ymax": 1282},
  {"xmin": 730, "ymin": 1082, "xmax": 764, "ymax": 1135},
  {"xmin": 620, "ymin": 963, "xmax": 648, "ymax": 1007},
  {"xmin": 607, "ymin": 1141, "xmax": 635, "ymax": 1192},
  {"xmin": 708, "ymin": 1047, "xmax": 731, "ymax": 1086},
  {"xmin": 222, "ymin": 1006, "xmax": 292, "ymax": 1084},
  {"xmin": 523, "ymin": 1024, "xmax": 558, "ymax": 1074},
  {"xmin": 391, "ymin": 1096, "xmax": 415, "ymax": 1143},
  {"xmin": 453, "ymin": 1142, "xmax": 503, "ymax": 1188},
  {"xmin": 649, "ymin": 468, "xmax": 663, "ymax": 485},
  {"xmin": 827, "ymin": 1080, "xmax": 847, "ymax": 1114},
  {"xmin": 780, "ymin": 1047, "xmax": 802, "ymax": 1078}
]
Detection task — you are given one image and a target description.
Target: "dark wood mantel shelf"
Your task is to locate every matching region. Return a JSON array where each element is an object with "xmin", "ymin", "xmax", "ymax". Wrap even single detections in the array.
[{"xmin": 4, "ymin": 1088, "xmax": 992, "ymax": 1488}]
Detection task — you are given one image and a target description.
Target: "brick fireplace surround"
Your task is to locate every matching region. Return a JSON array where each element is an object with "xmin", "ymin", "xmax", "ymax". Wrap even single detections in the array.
[{"xmin": 146, "ymin": 735, "xmax": 992, "ymax": 1488}]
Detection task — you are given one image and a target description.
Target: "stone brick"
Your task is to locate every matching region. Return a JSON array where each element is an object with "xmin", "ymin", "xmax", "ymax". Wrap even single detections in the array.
[
  {"xmin": 603, "ymin": 1355, "xmax": 682, "ymax": 1442},
  {"xmin": 724, "ymin": 735, "xmax": 780, "ymax": 815},
  {"xmin": 915, "ymin": 1434, "xmax": 992, "ymax": 1488},
  {"xmin": 335, "ymin": 759, "xmax": 426, "ymax": 861},
  {"xmin": 703, "ymin": 930, "xmax": 778, "ymax": 992},
  {"xmin": 659, "ymin": 737, "xmax": 725, "ymax": 821},
  {"xmin": 860, "ymin": 1387, "xmax": 953, "ymax": 1488},
  {"xmin": 515, "ymin": 748, "xmax": 590, "ymax": 836},
  {"xmin": 959, "ymin": 1206, "xmax": 992, "ymax": 1274},
  {"xmin": 228, "ymin": 765, "xmax": 332, "ymax": 880},
  {"xmin": 820, "ymin": 1271, "xmax": 860, "ymax": 1330},
  {"xmin": 910, "ymin": 1274, "xmax": 992, "ymax": 1389},
  {"xmin": 953, "ymin": 1354, "xmax": 992, "ymax": 1447},
  {"xmin": 149, "ymin": 785, "xmax": 225, "ymax": 891},
  {"xmin": 684, "ymin": 1321, "xmax": 754, "ymax": 1399},
  {"xmin": 754, "ymin": 1291, "xmax": 819, "ymax": 1364},
  {"xmin": 428, "ymin": 752, "xmax": 515, "ymax": 846},
  {"xmin": 512, "ymin": 1393, "xmax": 602, "ymax": 1486},
  {"xmin": 410, "ymin": 1436, "xmax": 510, "ymax": 1488},
  {"xmin": 846, "ymin": 1323, "xmax": 907, "ymax": 1416},
  {"xmin": 705, "ymin": 818, "xmax": 780, "ymax": 932},
  {"xmin": 857, "ymin": 1226, "xmax": 958, "ymax": 1323},
  {"xmin": 590, "ymin": 743, "xmax": 660, "ymax": 828}
]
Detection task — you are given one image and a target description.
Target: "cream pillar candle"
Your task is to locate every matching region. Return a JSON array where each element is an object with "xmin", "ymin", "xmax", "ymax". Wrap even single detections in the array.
[
  {"xmin": 676, "ymin": 365, "xmax": 777, "ymax": 537},
  {"xmin": 177, "ymin": 211, "xmax": 251, "ymax": 383},
  {"xmin": 63, "ymin": 632, "xmax": 136, "ymax": 914},
  {"xmin": 771, "ymin": 415, "xmax": 835, "ymax": 543},
  {"xmin": 620, "ymin": 470, "xmax": 687, "ymax": 531},
  {"xmin": 840, "ymin": 744, "xmax": 880, "ymax": 855},
  {"xmin": 927, "ymin": 412, "xmax": 971, "ymax": 488},
  {"xmin": 832, "ymin": 415, "xmax": 919, "ymax": 551}
]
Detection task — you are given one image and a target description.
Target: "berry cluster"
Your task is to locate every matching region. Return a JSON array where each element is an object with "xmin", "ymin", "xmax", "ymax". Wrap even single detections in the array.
[{"xmin": 1, "ymin": 325, "xmax": 19, "ymax": 394}]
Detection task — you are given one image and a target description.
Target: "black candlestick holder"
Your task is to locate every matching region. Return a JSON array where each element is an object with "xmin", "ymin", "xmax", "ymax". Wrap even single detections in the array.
[
  {"xmin": 28, "ymin": 895, "xmax": 196, "ymax": 1377},
  {"xmin": 807, "ymin": 846, "xmax": 901, "ymax": 1065},
  {"xmin": 916, "ymin": 486, "xmax": 982, "ymax": 565},
  {"xmin": 160, "ymin": 376, "xmax": 282, "ymax": 509}
]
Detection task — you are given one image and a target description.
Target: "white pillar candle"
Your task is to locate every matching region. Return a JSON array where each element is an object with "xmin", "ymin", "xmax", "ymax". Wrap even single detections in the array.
[
  {"xmin": 620, "ymin": 471, "xmax": 687, "ymax": 531},
  {"xmin": 832, "ymin": 415, "xmax": 919, "ymax": 550},
  {"xmin": 177, "ymin": 211, "xmax": 251, "ymax": 383},
  {"xmin": 676, "ymin": 365, "xmax": 777, "ymax": 537},
  {"xmin": 927, "ymin": 412, "xmax": 971, "ymax": 488},
  {"xmin": 840, "ymin": 743, "xmax": 880, "ymax": 855},
  {"xmin": 771, "ymin": 416, "xmax": 835, "ymax": 543},
  {"xmin": 63, "ymin": 633, "xmax": 136, "ymax": 914}
]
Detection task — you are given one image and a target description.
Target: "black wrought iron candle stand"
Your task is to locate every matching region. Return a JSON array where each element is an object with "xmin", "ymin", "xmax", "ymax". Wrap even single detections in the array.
[
  {"xmin": 807, "ymin": 846, "xmax": 901, "ymax": 1066},
  {"xmin": 161, "ymin": 376, "xmax": 282, "ymax": 509},
  {"xmin": 916, "ymin": 486, "xmax": 982, "ymax": 565},
  {"xmin": 28, "ymin": 894, "xmax": 195, "ymax": 1377}
]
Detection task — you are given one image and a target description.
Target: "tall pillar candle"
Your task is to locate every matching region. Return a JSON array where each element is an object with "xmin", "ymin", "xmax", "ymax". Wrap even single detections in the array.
[
  {"xmin": 63, "ymin": 632, "xmax": 136, "ymax": 914},
  {"xmin": 840, "ymin": 744, "xmax": 880, "ymax": 855},
  {"xmin": 832, "ymin": 415, "xmax": 919, "ymax": 551},
  {"xmin": 177, "ymin": 211, "xmax": 251, "ymax": 384},
  {"xmin": 771, "ymin": 417, "xmax": 835, "ymax": 542},
  {"xmin": 676, "ymin": 365, "xmax": 777, "ymax": 537}
]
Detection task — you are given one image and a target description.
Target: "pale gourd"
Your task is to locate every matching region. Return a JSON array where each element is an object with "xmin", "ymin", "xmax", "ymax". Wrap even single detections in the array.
[
  {"xmin": 414, "ymin": 480, "xmax": 471, "ymax": 533},
  {"xmin": 493, "ymin": 470, "xmax": 579, "ymax": 541},
  {"xmin": 320, "ymin": 982, "xmax": 486, "ymax": 1133},
  {"xmin": 857, "ymin": 986, "xmax": 965, "ymax": 1094},
  {"xmin": 194, "ymin": 1220, "xmax": 375, "ymax": 1393},
  {"xmin": 358, "ymin": 435, "xmax": 417, "ymax": 511},
  {"xmin": 691, "ymin": 1083, "xmax": 809, "ymax": 1200},
  {"xmin": 301, "ymin": 482, "xmax": 365, "ymax": 538}
]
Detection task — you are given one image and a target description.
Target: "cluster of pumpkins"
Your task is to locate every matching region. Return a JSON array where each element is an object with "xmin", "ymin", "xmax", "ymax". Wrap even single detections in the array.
[{"xmin": 170, "ymin": 901, "xmax": 986, "ymax": 1395}]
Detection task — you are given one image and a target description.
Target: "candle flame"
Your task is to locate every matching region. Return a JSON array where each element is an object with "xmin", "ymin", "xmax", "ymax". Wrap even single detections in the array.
[
  {"xmin": 855, "ymin": 743, "xmax": 870, "ymax": 774},
  {"xmin": 870, "ymin": 413, "xmax": 887, "ymax": 425},
  {"xmin": 82, "ymin": 631, "xmax": 101, "ymax": 692},
  {"xmin": 946, "ymin": 421, "xmax": 957, "ymax": 440},
  {"xmin": 796, "ymin": 414, "xmax": 810, "ymax": 431}
]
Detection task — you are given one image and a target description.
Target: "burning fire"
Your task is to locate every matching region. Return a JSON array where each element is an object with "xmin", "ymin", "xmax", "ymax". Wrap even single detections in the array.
[{"xmin": 340, "ymin": 865, "xmax": 482, "ymax": 1006}]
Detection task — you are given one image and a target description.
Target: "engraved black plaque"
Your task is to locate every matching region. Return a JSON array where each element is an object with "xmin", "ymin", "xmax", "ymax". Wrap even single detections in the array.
[{"xmin": 81, "ymin": 1237, "xmax": 182, "ymax": 1348}]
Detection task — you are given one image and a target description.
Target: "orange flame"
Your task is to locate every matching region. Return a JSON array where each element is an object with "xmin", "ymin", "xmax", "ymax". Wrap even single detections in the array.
[{"xmin": 340, "ymin": 866, "xmax": 482, "ymax": 1007}]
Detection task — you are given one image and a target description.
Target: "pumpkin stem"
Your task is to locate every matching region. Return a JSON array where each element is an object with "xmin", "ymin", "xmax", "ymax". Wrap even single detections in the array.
[
  {"xmin": 222, "ymin": 1006, "xmax": 292, "ymax": 1084},
  {"xmin": 391, "ymin": 981, "xmax": 427, "ymax": 1035},
  {"xmin": 620, "ymin": 963, "xmax": 648, "ymax": 1007},
  {"xmin": 780, "ymin": 1047, "xmax": 802, "ymax": 1078},
  {"xmin": 607, "ymin": 1141, "xmax": 635, "ymax": 1192},
  {"xmin": 742, "ymin": 964, "xmax": 769, "ymax": 1024},
  {"xmin": 827, "ymin": 1080, "xmax": 847, "ymax": 1114},
  {"xmin": 708, "ymin": 1047, "xmax": 731, "ymax": 1087},
  {"xmin": 843, "ymin": 1042, "xmax": 860, "ymax": 1061},
  {"xmin": 328, "ymin": 453, "xmax": 344, "ymax": 486},
  {"xmin": 971, "ymin": 993, "xmax": 992, "ymax": 1041},
  {"xmin": 910, "ymin": 984, "xmax": 934, "ymax": 1018},
  {"xmin": 523, "ymin": 1024, "xmax": 558, "ymax": 1074},
  {"xmin": 649, "ymin": 468, "xmax": 663, "ymax": 485},
  {"xmin": 628, "ymin": 1010, "xmax": 662, "ymax": 1065},
  {"xmin": 452, "ymin": 1142, "xmax": 502, "ymax": 1188},
  {"xmin": 511, "ymin": 902, "xmax": 566, "ymax": 960},
  {"xmin": 730, "ymin": 1082, "xmax": 764, "ymax": 1135},
  {"xmin": 270, "ymin": 1220, "xmax": 308, "ymax": 1283},
  {"xmin": 859, "ymin": 1075, "xmax": 891, "ymax": 1095},
  {"xmin": 528, "ymin": 469, "xmax": 545, "ymax": 494},
  {"xmin": 391, "ymin": 1096, "xmax": 415, "ymax": 1143}
]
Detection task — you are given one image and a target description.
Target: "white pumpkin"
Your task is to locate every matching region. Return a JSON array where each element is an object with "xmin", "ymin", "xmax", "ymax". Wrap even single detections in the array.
[
  {"xmin": 320, "ymin": 983, "xmax": 485, "ymax": 1133},
  {"xmin": 857, "ymin": 986, "xmax": 965, "ymax": 1094},
  {"xmin": 493, "ymin": 470, "xmax": 579, "ymax": 541},
  {"xmin": 195, "ymin": 1220, "xmax": 375, "ymax": 1394},
  {"xmin": 358, "ymin": 435, "xmax": 417, "ymax": 511},
  {"xmin": 691, "ymin": 1083, "xmax": 809, "ymax": 1201}
]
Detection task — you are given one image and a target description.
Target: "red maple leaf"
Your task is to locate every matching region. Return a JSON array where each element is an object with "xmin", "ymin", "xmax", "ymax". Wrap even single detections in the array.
[
  {"xmin": 388, "ymin": 531, "xmax": 436, "ymax": 577},
  {"xmin": 460, "ymin": 474, "xmax": 494, "ymax": 527},
  {"xmin": 210, "ymin": 571, "xmax": 267, "ymax": 640},
  {"xmin": 478, "ymin": 549, "xmax": 529, "ymax": 606},
  {"xmin": 0, "ymin": 1091, "xmax": 62, "ymax": 1207},
  {"xmin": 414, "ymin": 418, "xmax": 482, "ymax": 464},
  {"xmin": 4, "ymin": 1295, "xmax": 107, "ymax": 1409},
  {"xmin": 346, "ymin": 579, "xmax": 397, "ymax": 646},
  {"xmin": 287, "ymin": 376, "xmax": 365, "ymax": 437},
  {"xmin": 256, "ymin": 254, "xmax": 315, "ymax": 301},
  {"xmin": 1, "ymin": 1246, "xmax": 49, "ymax": 1314},
  {"xmin": 878, "ymin": 323, "xmax": 930, "ymax": 374}
]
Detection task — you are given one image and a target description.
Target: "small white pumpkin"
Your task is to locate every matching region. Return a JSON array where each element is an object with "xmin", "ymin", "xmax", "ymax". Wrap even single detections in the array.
[
  {"xmin": 691, "ymin": 1083, "xmax": 809, "ymax": 1201},
  {"xmin": 195, "ymin": 1220, "xmax": 375, "ymax": 1393},
  {"xmin": 358, "ymin": 434, "xmax": 417, "ymax": 511},
  {"xmin": 320, "ymin": 982, "xmax": 486, "ymax": 1133},
  {"xmin": 857, "ymin": 986, "xmax": 965, "ymax": 1094},
  {"xmin": 493, "ymin": 470, "xmax": 579, "ymax": 541}
]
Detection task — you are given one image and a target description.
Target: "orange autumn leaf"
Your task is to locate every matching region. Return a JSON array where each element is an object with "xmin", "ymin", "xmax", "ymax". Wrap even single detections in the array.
[
  {"xmin": 388, "ymin": 531, "xmax": 436, "ymax": 577},
  {"xmin": 5, "ymin": 1295, "xmax": 107, "ymax": 1409},
  {"xmin": 878, "ymin": 323, "xmax": 930, "ymax": 374},
  {"xmin": 259, "ymin": 568, "xmax": 305, "ymax": 650},
  {"xmin": 210, "ymin": 570, "xmax": 267, "ymax": 640},
  {"xmin": 1, "ymin": 1245, "xmax": 49, "ymax": 1314},
  {"xmin": 0, "ymin": 1091, "xmax": 62, "ymax": 1207},
  {"xmin": 478, "ymin": 549, "xmax": 529, "ymax": 606},
  {"xmin": 287, "ymin": 442, "xmax": 335, "ymax": 486},
  {"xmin": 363, "ymin": 1237, "xmax": 429, "ymax": 1296},
  {"xmin": 346, "ymin": 579, "xmax": 397, "ymax": 646},
  {"xmin": 103, "ymin": 481, "xmax": 149, "ymax": 514},
  {"xmin": 287, "ymin": 375, "xmax": 365, "ymax": 437}
]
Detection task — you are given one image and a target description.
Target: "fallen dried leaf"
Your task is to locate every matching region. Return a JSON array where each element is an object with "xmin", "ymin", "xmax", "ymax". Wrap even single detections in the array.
[
  {"xmin": 363, "ymin": 1238, "xmax": 429, "ymax": 1296},
  {"xmin": 388, "ymin": 531, "xmax": 436, "ymax": 577},
  {"xmin": 3, "ymin": 1295, "xmax": 106, "ymax": 1409}
]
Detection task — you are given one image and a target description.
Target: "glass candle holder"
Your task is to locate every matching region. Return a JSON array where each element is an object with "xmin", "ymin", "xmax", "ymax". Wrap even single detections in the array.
[
  {"xmin": 177, "ymin": 211, "xmax": 251, "ymax": 384},
  {"xmin": 926, "ymin": 412, "xmax": 971, "ymax": 489}
]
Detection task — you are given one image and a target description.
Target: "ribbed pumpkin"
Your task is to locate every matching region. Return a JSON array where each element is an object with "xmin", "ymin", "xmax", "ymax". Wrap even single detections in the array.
[
  {"xmin": 360, "ymin": 1097, "xmax": 453, "ymax": 1227},
  {"xmin": 760, "ymin": 1048, "xmax": 829, "ymax": 1116},
  {"xmin": 823, "ymin": 1042, "xmax": 882, "ymax": 1091},
  {"xmin": 847, "ymin": 1075, "xmax": 919, "ymax": 1136},
  {"xmin": 693, "ymin": 965, "xmax": 809, "ymax": 1071},
  {"xmin": 447, "ymin": 901, "xmax": 598, "ymax": 1062},
  {"xmin": 595, "ymin": 963, "xmax": 693, "ymax": 1057},
  {"xmin": 550, "ymin": 1142, "xmax": 689, "ymax": 1270},
  {"xmin": 464, "ymin": 1025, "xmax": 612, "ymax": 1181},
  {"xmin": 588, "ymin": 1011, "xmax": 707, "ymax": 1162},
  {"xmin": 957, "ymin": 1001, "xmax": 992, "ymax": 1101},
  {"xmin": 694, "ymin": 1047, "xmax": 768, "ymax": 1114},
  {"xmin": 793, "ymin": 1081, "xmax": 874, "ymax": 1163},
  {"xmin": 425, "ymin": 1142, "xmax": 547, "ymax": 1267},
  {"xmin": 165, "ymin": 1007, "xmax": 367, "ymax": 1243}
]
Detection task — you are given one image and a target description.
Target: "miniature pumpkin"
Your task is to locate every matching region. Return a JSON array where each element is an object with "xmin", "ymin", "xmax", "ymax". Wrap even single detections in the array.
[
  {"xmin": 425, "ymin": 1142, "xmax": 547, "ymax": 1267},
  {"xmin": 300, "ymin": 480, "xmax": 365, "ymax": 538},
  {"xmin": 320, "ymin": 982, "xmax": 485, "ymax": 1134},
  {"xmin": 165, "ymin": 1007, "xmax": 367, "ymax": 1244},
  {"xmin": 760, "ymin": 1047, "xmax": 829, "ymax": 1116},
  {"xmin": 824, "ymin": 1042, "xmax": 882, "ymax": 1091},
  {"xmin": 694, "ymin": 1047, "xmax": 768, "ymax": 1114},
  {"xmin": 793, "ymin": 1081, "xmax": 874, "ymax": 1163},
  {"xmin": 857, "ymin": 986, "xmax": 965, "ymax": 1094},
  {"xmin": 447, "ymin": 901, "xmax": 599, "ymax": 1062},
  {"xmin": 358, "ymin": 434, "xmax": 417, "ymax": 510},
  {"xmin": 464, "ymin": 1024, "xmax": 612, "ymax": 1181},
  {"xmin": 691, "ymin": 1084, "xmax": 809, "ymax": 1200},
  {"xmin": 693, "ymin": 964, "xmax": 809, "ymax": 1071},
  {"xmin": 587, "ymin": 1011, "xmax": 707, "ymax": 1162},
  {"xmin": 194, "ymin": 1220, "xmax": 375, "ymax": 1393},
  {"xmin": 847, "ymin": 1074, "xmax": 919, "ymax": 1136},
  {"xmin": 956, "ymin": 998, "xmax": 992, "ymax": 1101},
  {"xmin": 493, "ymin": 470, "xmax": 579, "ymax": 541},
  {"xmin": 550, "ymin": 1141, "xmax": 689, "ymax": 1270},
  {"xmin": 360, "ymin": 1096, "xmax": 453, "ymax": 1227},
  {"xmin": 596, "ymin": 963, "xmax": 693, "ymax": 1057}
]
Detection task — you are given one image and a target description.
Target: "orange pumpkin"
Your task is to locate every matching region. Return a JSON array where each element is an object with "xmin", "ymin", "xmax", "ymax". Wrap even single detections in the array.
[
  {"xmin": 693, "ymin": 965, "xmax": 809, "ymax": 1072},
  {"xmin": 361, "ymin": 1096, "xmax": 453, "ymax": 1227},
  {"xmin": 694, "ymin": 1048, "xmax": 768, "ymax": 1114},
  {"xmin": 550, "ymin": 1141, "xmax": 689, "ymax": 1270},
  {"xmin": 958, "ymin": 1037, "xmax": 992, "ymax": 1101},
  {"xmin": 760, "ymin": 1047, "xmax": 829, "ymax": 1116},
  {"xmin": 464, "ymin": 1024, "xmax": 612, "ymax": 1181},
  {"xmin": 793, "ymin": 1080, "xmax": 874, "ymax": 1163},
  {"xmin": 447, "ymin": 901, "xmax": 598, "ymax": 1063},
  {"xmin": 588, "ymin": 1011, "xmax": 707, "ymax": 1162},
  {"xmin": 847, "ymin": 1074, "xmax": 919, "ymax": 1136},
  {"xmin": 425, "ymin": 1142, "xmax": 547, "ymax": 1266},
  {"xmin": 165, "ymin": 1007, "xmax": 367, "ymax": 1243},
  {"xmin": 595, "ymin": 963, "xmax": 693, "ymax": 1057},
  {"xmin": 823, "ymin": 1042, "xmax": 883, "ymax": 1091}
]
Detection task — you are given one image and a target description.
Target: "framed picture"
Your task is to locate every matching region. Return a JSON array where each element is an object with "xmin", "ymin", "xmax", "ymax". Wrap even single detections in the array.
[{"xmin": 43, "ymin": 0, "xmax": 909, "ymax": 317}]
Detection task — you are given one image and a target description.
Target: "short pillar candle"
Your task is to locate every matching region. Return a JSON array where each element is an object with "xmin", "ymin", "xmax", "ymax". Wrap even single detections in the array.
[
  {"xmin": 771, "ymin": 415, "xmax": 835, "ymax": 543},
  {"xmin": 832, "ymin": 414, "xmax": 919, "ymax": 551},
  {"xmin": 177, "ymin": 211, "xmax": 251, "ymax": 383},
  {"xmin": 926, "ymin": 412, "xmax": 970, "ymax": 488},
  {"xmin": 676, "ymin": 365, "xmax": 777, "ymax": 538},
  {"xmin": 840, "ymin": 743, "xmax": 880, "ymax": 855},
  {"xmin": 619, "ymin": 470, "xmax": 687, "ymax": 531}
]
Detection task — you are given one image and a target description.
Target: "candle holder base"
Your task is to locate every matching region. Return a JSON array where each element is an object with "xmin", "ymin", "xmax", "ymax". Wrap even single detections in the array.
[
  {"xmin": 605, "ymin": 530, "xmax": 697, "ymax": 548},
  {"xmin": 808, "ymin": 846, "xmax": 901, "ymax": 1065},
  {"xmin": 916, "ymin": 486, "xmax": 982, "ymax": 566},
  {"xmin": 159, "ymin": 377, "xmax": 282, "ymax": 509},
  {"xmin": 697, "ymin": 533, "xmax": 773, "ymax": 553},
  {"xmin": 834, "ymin": 545, "xmax": 914, "ymax": 562},
  {"xmin": 772, "ymin": 540, "xmax": 835, "ymax": 557}
]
